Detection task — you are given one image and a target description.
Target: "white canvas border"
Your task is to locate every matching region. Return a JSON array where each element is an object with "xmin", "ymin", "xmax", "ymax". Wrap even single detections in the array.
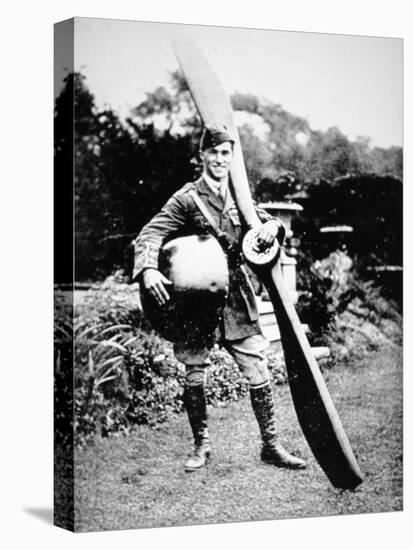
[{"xmin": 2, "ymin": 0, "xmax": 410, "ymax": 548}]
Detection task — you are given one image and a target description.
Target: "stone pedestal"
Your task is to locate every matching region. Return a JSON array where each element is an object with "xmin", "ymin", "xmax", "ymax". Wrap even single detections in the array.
[
  {"xmin": 258, "ymin": 201, "xmax": 303, "ymax": 305},
  {"xmin": 258, "ymin": 201, "xmax": 303, "ymax": 344}
]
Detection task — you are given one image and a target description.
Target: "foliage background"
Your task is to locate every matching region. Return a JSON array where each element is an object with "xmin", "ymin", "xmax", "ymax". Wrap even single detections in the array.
[{"xmin": 54, "ymin": 71, "xmax": 402, "ymax": 283}]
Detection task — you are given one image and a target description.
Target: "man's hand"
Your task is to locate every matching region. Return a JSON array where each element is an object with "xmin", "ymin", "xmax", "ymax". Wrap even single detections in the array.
[
  {"xmin": 142, "ymin": 268, "xmax": 172, "ymax": 306},
  {"xmin": 256, "ymin": 220, "xmax": 283, "ymax": 248}
]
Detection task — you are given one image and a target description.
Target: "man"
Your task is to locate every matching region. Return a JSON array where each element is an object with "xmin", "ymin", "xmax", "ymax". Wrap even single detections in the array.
[{"xmin": 133, "ymin": 124, "xmax": 306, "ymax": 472}]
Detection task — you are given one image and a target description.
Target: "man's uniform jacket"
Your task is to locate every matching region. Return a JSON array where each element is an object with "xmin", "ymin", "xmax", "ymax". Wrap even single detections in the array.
[{"xmin": 133, "ymin": 176, "xmax": 278, "ymax": 341}]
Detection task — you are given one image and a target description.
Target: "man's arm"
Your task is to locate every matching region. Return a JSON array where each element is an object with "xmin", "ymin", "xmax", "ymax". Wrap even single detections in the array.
[
  {"xmin": 133, "ymin": 193, "xmax": 187, "ymax": 303},
  {"xmin": 254, "ymin": 204, "xmax": 286, "ymax": 247}
]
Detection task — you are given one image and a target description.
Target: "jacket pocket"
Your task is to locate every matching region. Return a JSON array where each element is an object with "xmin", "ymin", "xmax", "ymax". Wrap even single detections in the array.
[{"xmin": 227, "ymin": 206, "xmax": 241, "ymax": 226}]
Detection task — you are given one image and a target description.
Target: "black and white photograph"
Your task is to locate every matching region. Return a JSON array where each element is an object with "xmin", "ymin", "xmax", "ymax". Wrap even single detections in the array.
[{"xmin": 53, "ymin": 15, "xmax": 403, "ymax": 534}]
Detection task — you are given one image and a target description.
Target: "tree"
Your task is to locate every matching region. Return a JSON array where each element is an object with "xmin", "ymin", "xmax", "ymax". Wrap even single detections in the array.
[
  {"xmin": 55, "ymin": 72, "xmax": 403, "ymax": 282},
  {"xmin": 54, "ymin": 72, "xmax": 75, "ymax": 284}
]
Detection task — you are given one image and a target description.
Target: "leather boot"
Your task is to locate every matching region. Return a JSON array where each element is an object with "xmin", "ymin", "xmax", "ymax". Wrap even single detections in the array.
[
  {"xmin": 183, "ymin": 384, "xmax": 211, "ymax": 472},
  {"xmin": 250, "ymin": 382, "xmax": 306, "ymax": 470}
]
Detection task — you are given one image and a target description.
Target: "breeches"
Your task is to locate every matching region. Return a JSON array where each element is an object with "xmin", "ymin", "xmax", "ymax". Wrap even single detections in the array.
[{"xmin": 175, "ymin": 333, "xmax": 270, "ymax": 387}]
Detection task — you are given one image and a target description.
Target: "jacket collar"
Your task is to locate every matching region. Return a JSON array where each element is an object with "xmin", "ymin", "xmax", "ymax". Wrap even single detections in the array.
[{"xmin": 196, "ymin": 176, "xmax": 225, "ymax": 211}]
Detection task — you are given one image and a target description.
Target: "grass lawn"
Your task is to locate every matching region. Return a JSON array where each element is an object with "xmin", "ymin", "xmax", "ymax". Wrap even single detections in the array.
[{"xmin": 74, "ymin": 345, "xmax": 402, "ymax": 532}]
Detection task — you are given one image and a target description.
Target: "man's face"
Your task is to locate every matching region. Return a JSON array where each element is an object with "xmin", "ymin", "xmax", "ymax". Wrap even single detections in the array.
[{"xmin": 201, "ymin": 141, "xmax": 234, "ymax": 182}]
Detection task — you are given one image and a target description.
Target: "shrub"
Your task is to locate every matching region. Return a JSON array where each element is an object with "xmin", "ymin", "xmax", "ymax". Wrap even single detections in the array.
[
  {"xmin": 58, "ymin": 270, "xmax": 402, "ymax": 447},
  {"xmin": 297, "ymin": 248, "xmax": 354, "ymax": 344},
  {"xmin": 54, "ymin": 294, "xmax": 74, "ymax": 448},
  {"xmin": 66, "ymin": 279, "xmax": 184, "ymax": 445},
  {"xmin": 296, "ymin": 249, "xmax": 402, "ymax": 360},
  {"xmin": 55, "ymin": 278, "xmax": 287, "ymax": 446},
  {"xmin": 73, "ymin": 324, "xmax": 186, "ymax": 444}
]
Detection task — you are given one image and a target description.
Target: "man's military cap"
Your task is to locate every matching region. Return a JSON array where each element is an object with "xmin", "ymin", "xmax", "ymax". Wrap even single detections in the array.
[{"xmin": 199, "ymin": 124, "xmax": 235, "ymax": 151}]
